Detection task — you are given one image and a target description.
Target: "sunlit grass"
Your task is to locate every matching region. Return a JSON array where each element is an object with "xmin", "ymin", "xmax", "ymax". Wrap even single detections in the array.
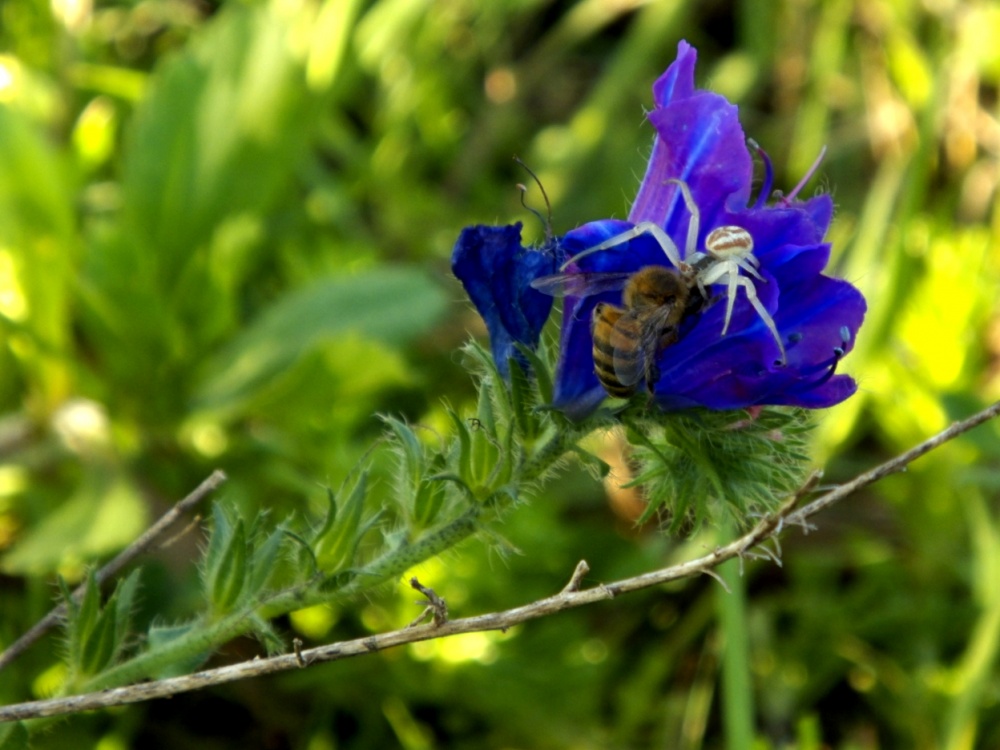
[{"xmin": 0, "ymin": 0, "xmax": 999, "ymax": 746}]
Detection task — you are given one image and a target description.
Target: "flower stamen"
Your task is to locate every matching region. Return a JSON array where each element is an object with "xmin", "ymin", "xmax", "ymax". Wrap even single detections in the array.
[
  {"xmin": 749, "ymin": 139, "xmax": 774, "ymax": 209},
  {"xmin": 782, "ymin": 146, "xmax": 827, "ymax": 205},
  {"xmin": 790, "ymin": 327, "xmax": 852, "ymax": 392}
]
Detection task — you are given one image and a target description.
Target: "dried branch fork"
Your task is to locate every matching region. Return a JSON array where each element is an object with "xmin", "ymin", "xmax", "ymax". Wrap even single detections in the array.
[{"xmin": 1, "ymin": 401, "xmax": 998, "ymax": 724}]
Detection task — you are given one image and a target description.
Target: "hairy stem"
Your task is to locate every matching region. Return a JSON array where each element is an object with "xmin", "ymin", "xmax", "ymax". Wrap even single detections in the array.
[{"xmin": 82, "ymin": 505, "xmax": 483, "ymax": 692}]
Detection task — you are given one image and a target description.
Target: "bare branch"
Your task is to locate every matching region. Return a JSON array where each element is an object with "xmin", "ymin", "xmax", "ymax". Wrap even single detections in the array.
[
  {"xmin": 788, "ymin": 400, "xmax": 1000, "ymax": 525},
  {"xmin": 0, "ymin": 470, "xmax": 227, "ymax": 674},
  {"xmin": 1, "ymin": 400, "xmax": 997, "ymax": 723}
]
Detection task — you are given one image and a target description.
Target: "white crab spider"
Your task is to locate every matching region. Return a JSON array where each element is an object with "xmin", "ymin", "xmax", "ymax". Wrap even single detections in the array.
[{"xmin": 561, "ymin": 179, "xmax": 787, "ymax": 364}]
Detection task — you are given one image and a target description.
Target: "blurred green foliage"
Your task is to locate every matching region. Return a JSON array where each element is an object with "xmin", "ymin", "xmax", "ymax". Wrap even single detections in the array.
[{"xmin": 1, "ymin": 0, "xmax": 999, "ymax": 748}]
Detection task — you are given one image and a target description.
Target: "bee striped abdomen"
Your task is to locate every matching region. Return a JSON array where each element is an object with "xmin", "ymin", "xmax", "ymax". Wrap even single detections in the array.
[{"xmin": 592, "ymin": 303, "xmax": 637, "ymax": 398}]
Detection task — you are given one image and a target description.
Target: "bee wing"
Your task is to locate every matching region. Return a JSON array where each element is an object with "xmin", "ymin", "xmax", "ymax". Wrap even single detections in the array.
[
  {"xmin": 530, "ymin": 271, "xmax": 634, "ymax": 298},
  {"xmin": 612, "ymin": 305, "xmax": 681, "ymax": 388}
]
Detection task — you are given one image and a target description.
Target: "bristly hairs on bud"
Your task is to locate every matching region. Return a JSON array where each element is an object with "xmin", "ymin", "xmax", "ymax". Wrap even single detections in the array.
[{"xmin": 620, "ymin": 405, "xmax": 814, "ymax": 533}]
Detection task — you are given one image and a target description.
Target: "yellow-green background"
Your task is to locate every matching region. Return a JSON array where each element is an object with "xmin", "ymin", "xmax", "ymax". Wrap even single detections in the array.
[{"xmin": 1, "ymin": 0, "xmax": 999, "ymax": 747}]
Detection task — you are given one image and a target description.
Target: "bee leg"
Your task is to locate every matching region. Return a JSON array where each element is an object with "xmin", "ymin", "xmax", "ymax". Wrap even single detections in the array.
[
  {"xmin": 644, "ymin": 325, "xmax": 678, "ymax": 394},
  {"xmin": 644, "ymin": 362, "xmax": 661, "ymax": 394}
]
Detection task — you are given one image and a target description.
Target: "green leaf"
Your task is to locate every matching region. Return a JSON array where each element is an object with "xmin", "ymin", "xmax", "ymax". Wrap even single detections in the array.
[
  {"xmin": 202, "ymin": 503, "xmax": 234, "ymax": 585},
  {"xmin": 0, "ymin": 721, "xmax": 29, "ymax": 750},
  {"xmin": 313, "ymin": 472, "xmax": 368, "ymax": 573},
  {"xmin": 64, "ymin": 569, "xmax": 141, "ymax": 677},
  {"xmin": 413, "ymin": 478, "xmax": 447, "ymax": 529},
  {"xmin": 64, "ymin": 572, "xmax": 101, "ymax": 675},
  {"xmin": 381, "ymin": 415, "xmax": 423, "ymax": 492},
  {"xmin": 247, "ymin": 526, "xmax": 286, "ymax": 597},
  {"xmin": 207, "ymin": 518, "xmax": 247, "ymax": 616},
  {"xmin": 80, "ymin": 592, "xmax": 119, "ymax": 676},
  {"xmin": 447, "ymin": 407, "xmax": 474, "ymax": 488},
  {"xmin": 248, "ymin": 614, "xmax": 285, "ymax": 656},
  {"xmin": 1, "ymin": 473, "xmax": 146, "ymax": 576},
  {"xmin": 120, "ymin": 4, "xmax": 323, "ymax": 271},
  {"xmin": 508, "ymin": 354, "xmax": 534, "ymax": 440},
  {"xmin": 113, "ymin": 569, "xmax": 142, "ymax": 652},
  {"xmin": 193, "ymin": 268, "xmax": 447, "ymax": 412},
  {"xmin": 624, "ymin": 408, "xmax": 813, "ymax": 530},
  {"xmin": 513, "ymin": 342, "xmax": 554, "ymax": 406},
  {"xmin": 427, "ymin": 474, "xmax": 476, "ymax": 505},
  {"xmin": 470, "ymin": 379, "xmax": 500, "ymax": 491},
  {"xmin": 203, "ymin": 504, "xmax": 253, "ymax": 616},
  {"xmin": 314, "ymin": 487, "xmax": 339, "ymax": 547}
]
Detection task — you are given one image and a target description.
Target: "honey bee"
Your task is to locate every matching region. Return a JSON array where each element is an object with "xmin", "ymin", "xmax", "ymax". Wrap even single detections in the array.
[
  {"xmin": 591, "ymin": 267, "xmax": 701, "ymax": 397},
  {"xmin": 532, "ymin": 265, "xmax": 707, "ymax": 398},
  {"xmin": 558, "ymin": 180, "xmax": 788, "ymax": 364}
]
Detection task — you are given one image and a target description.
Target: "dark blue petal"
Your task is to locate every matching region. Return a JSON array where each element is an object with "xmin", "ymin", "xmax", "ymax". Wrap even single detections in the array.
[
  {"xmin": 772, "ymin": 276, "xmax": 866, "ymax": 366},
  {"xmin": 650, "ymin": 274, "xmax": 866, "ymax": 410},
  {"xmin": 717, "ymin": 193, "xmax": 834, "ymax": 267},
  {"xmin": 769, "ymin": 374, "xmax": 858, "ymax": 408},
  {"xmin": 452, "ymin": 223, "xmax": 557, "ymax": 378},
  {"xmin": 768, "ymin": 243, "xmax": 832, "ymax": 285}
]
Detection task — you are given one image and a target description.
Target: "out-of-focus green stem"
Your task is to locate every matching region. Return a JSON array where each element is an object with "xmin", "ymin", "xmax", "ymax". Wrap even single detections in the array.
[
  {"xmin": 717, "ymin": 517, "xmax": 755, "ymax": 750},
  {"xmin": 943, "ymin": 492, "xmax": 1000, "ymax": 750}
]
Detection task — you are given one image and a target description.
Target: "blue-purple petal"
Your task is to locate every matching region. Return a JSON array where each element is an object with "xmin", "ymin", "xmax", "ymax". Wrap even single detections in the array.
[
  {"xmin": 631, "ymin": 42, "xmax": 753, "ymax": 240},
  {"xmin": 648, "ymin": 274, "xmax": 866, "ymax": 411},
  {"xmin": 651, "ymin": 39, "xmax": 697, "ymax": 104}
]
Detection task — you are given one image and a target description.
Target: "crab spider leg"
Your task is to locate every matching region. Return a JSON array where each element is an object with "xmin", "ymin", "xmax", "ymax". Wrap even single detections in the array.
[
  {"xmin": 697, "ymin": 255, "xmax": 762, "ymax": 289},
  {"xmin": 559, "ymin": 178, "xmax": 703, "ymax": 272},
  {"xmin": 665, "ymin": 179, "xmax": 700, "ymax": 259},
  {"xmin": 733, "ymin": 256, "xmax": 764, "ymax": 280},
  {"xmin": 724, "ymin": 272, "xmax": 739, "ymax": 334},
  {"xmin": 558, "ymin": 221, "xmax": 685, "ymax": 272},
  {"xmin": 731, "ymin": 276, "xmax": 787, "ymax": 364}
]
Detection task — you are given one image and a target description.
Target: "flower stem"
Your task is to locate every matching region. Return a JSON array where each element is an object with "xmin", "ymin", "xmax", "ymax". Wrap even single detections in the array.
[
  {"xmin": 83, "ymin": 506, "xmax": 484, "ymax": 692},
  {"xmin": 520, "ymin": 427, "xmax": 571, "ymax": 482},
  {"xmin": 717, "ymin": 516, "xmax": 755, "ymax": 749}
]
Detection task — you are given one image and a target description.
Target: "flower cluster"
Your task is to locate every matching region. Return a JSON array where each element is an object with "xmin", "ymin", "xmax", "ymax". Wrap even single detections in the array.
[{"xmin": 452, "ymin": 41, "xmax": 865, "ymax": 420}]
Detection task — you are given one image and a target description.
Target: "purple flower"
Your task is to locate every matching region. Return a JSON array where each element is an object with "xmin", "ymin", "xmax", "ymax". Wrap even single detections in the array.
[
  {"xmin": 550, "ymin": 40, "xmax": 866, "ymax": 418},
  {"xmin": 451, "ymin": 223, "xmax": 559, "ymax": 378}
]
